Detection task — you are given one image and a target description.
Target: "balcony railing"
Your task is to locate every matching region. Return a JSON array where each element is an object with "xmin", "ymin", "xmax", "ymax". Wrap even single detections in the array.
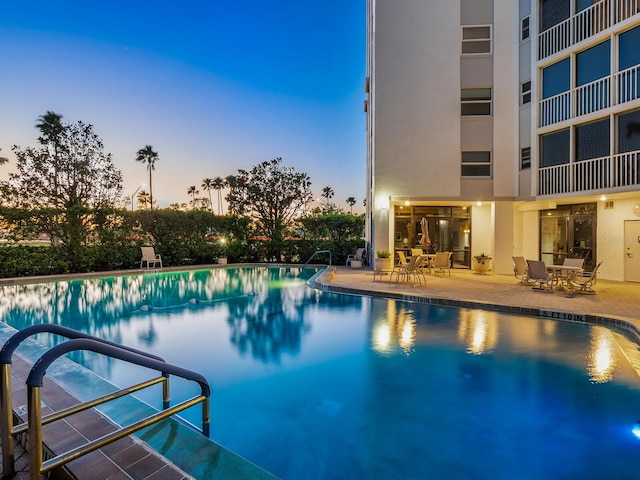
[
  {"xmin": 539, "ymin": 64, "xmax": 640, "ymax": 127},
  {"xmin": 538, "ymin": 150, "xmax": 640, "ymax": 196},
  {"xmin": 538, "ymin": 0, "xmax": 639, "ymax": 60}
]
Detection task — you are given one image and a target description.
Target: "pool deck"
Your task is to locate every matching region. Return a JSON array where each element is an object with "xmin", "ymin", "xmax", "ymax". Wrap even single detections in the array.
[{"xmin": 2, "ymin": 263, "xmax": 640, "ymax": 479}]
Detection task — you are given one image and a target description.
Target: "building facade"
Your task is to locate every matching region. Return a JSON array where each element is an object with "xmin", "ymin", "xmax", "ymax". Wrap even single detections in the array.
[{"xmin": 365, "ymin": 0, "xmax": 640, "ymax": 281}]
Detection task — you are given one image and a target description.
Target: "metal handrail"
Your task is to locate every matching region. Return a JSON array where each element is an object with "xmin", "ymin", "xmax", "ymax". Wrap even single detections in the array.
[
  {"xmin": 26, "ymin": 338, "xmax": 210, "ymax": 479},
  {"xmin": 302, "ymin": 249, "xmax": 332, "ymax": 268},
  {"xmin": 0, "ymin": 324, "xmax": 167, "ymax": 478}
]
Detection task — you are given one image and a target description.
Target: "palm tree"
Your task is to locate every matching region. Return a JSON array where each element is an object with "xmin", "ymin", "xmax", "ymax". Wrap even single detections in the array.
[
  {"xmin": 137, "ymin": 190, "xmax": 151, "ymax": 210},
  {"xmin": 346, "ymin": 197, "xmax": 356, "ymax": 214},
  {"xmin": 212, "ymin": 176, "xmax": 226, "ymax": 215},
  {"xmin": 187, "ymin": 185, "xmax": 198, "ymax": 208},
  {"xmin": 0, "ymin": 148, "xmax": 8, "ymax": 166},
  {"xmin": 136, "ymin": 146, "xmax": 159, "ymax": 209},
  {"xmin": 201, "ymin": 178, "xmax": 214, "ymax": 212},
  {"xmin": 321, "ymin": 186, "xmax": 334, "ymax": 205},
  {"xmin": 35, "ymin": 111, "xmax": 65, "ymax": 144}
]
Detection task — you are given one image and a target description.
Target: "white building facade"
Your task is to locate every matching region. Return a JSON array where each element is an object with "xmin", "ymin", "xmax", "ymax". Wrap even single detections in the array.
[{"xmin": 365, "ymin": 0, "xmax": 640, "ymax": 281}]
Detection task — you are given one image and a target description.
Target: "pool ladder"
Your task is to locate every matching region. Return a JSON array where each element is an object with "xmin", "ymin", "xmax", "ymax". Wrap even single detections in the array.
[
  {"xmin": 0, "ymin": 324, "xmax": 211, "ymax": 480},
  {"xmin": 302, "ymin": 249, "xmax": 332, "ymax": 268}
]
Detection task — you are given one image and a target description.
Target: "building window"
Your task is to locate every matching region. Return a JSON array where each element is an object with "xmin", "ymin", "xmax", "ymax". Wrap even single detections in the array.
[
  {"xmin": 540, "ymin": 129, "xmax": 570, "ymax": 167},
  {"xmin": 461, "ymin": 88, "xmax": 492, "ymax": 116},
  {"xmin": 521, "ymin": 81, "xmax": 531, "ymax": 105},
  {"xmin": 461, "ymin": 26, "xmax": 491, "ymax": 54},
  {"xmin": 521, "ymin": 16, "xmax": 530, "ymax": 41},
  {"xmin": 461, "ymin": 151, "xmax": 491, "ymax": 177},
  {"xmin": 576, "ymin": 118, "xmax": 610, "ymax": 161},
  {"xmin": 521, "ymin": 147, "xmax": 531, "ymax": 170},
  {"xmin": 542, "ymin": 58, "xmax": 570, "ymax": 99},
  {"xmin": 618, "ymin": 108, "xmax": 640, "ymax": 154}
]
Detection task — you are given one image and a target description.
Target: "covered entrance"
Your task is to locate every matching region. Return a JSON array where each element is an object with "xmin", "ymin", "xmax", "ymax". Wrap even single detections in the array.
[
  {"xmin": 540, "ymin": 203, "xmax": 596, "ymax": 272},
  {"xmin": 393, "ymin": 206, "xmax": 471, "ymax": 268}
]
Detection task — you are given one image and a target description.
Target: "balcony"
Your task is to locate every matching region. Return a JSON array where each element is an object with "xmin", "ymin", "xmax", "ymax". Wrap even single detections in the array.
[
  {"xmin": 538, "ymin": 0, "xmax": 640, "ymax": 60},
  {"xmin": 538, "ymin": 149, "xmax": 640, "ymax": 196},
  {"xmin": 539, "ymin": 63, "xmax": 640, "ymax": 127}
]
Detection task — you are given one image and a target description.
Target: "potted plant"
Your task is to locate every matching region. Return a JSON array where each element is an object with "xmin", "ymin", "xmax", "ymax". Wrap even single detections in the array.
[
  {"xmin": 375, "ymin": 250, "xmax": 392, "ymax": 272},
  {"xmin": 472, "ymin": 253, "xmax": 492, "ymax": 274}
]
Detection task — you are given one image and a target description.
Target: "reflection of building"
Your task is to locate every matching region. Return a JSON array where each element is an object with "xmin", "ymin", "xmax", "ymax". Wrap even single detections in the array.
[{"xmin": 365, "ymin": 1, "xmax": 640, "ymax": 280}]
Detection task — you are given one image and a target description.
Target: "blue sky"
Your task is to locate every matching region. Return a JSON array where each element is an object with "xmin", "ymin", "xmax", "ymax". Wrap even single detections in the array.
[{"xmin": 0, "ymin": 1, "xmax": 366, "ymax": 211}]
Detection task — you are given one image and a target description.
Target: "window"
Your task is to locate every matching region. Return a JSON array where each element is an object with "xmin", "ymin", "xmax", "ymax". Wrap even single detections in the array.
[
  {"xmin": 540, "ymin": 0, "xmax": 570, "ymax": 32},
  {"xmin": 521, "ymin": 81, "xmax": 531, "ymax": 105},
  {"xmin": 576, "ymin": 41, "xmax": 610, "ymax": 86},
  {"xmin": 521, "ymin": 16, "xmax": 530, "ymax": 41},
  {"xmin": 461, "ymin": 26, "xmax": 491, "ymax": 54},
  {"xmin": 461, "ymin": 88, "xmax": 492, "ymax": 116},
  {"xmin": 618, "ymin": 109, "xmax": 640, "ymax": 154},
  {"xmin": 461, "ymin": 151, "xmax": 491, "ymax": 177},
  {"xmin": 521, "ymin": 147, "xmax": 531, "ymax": 170},
  {"xmin": 576, "ymin": 118, "xmax": 610, "ymax": 161},
  {"xmin": 540, "ymin": 129, "xmax": 570, "ymax": 167},
  {"xmin": 542, "ymin": 58, "xmax": 570, "ymax": 99}
]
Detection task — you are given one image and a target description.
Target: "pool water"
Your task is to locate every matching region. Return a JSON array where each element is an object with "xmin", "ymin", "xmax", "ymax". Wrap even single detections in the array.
[{"xmin": 2, "ymin": 266, "xmax": 640, "ymax": 479}]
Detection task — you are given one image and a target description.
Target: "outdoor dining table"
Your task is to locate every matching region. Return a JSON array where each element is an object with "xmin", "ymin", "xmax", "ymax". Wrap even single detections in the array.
[{"xmin": 546, "ymin": 264, "xmax": 584, "ymax": 292}]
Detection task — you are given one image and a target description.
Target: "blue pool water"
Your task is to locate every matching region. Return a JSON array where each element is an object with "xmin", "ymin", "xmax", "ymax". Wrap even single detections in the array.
[{"xmin": 2, "ymin": 266, "xmax": 640, "ymax": 479}]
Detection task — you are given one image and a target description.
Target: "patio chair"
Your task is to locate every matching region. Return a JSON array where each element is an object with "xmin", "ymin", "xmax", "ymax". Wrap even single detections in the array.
[
  {"xmin": 390, "ymin": 255, "xmax": 426, "ymax": 285},
  {"xmin": 411, "ymin": 248, "xmax": 423, "ymax": 257},
  {"xmin": 526, "ymin": 259, "xmax": 552, "ymax": 292},
  {"xmin": 140, "ymin": 246, "xmax": 163, "ymax": 270},
  {"xmin": 396, "ymin": 250, "xmax": 410, "ymax": 267},
  {"xmin": 432, "ymin": 252, "xmax": 452, "ymax": 276},
  {"xmin": 512, "ymin": 256, "xmax": 531, "ymax": 285},
  {"xmin": 346, "ymin": 247, "xmax": 365, "ymax": 267},
  {"xmin": 571, "ymin": 261, "xmax": 602, "ymax": 294},
  {"xmin": 563, "ymin": 257, "xmax": 584, "ymax": 268}
]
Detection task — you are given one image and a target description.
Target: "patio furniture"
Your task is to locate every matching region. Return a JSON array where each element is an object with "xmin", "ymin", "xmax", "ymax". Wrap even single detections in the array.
[
  {"xmin": 512, "ymin": 256, "xmax": 531, "ymax": 285},
  {"xmin": 432, "ymin": 252, "xmax": 452, "ymax": 276},
  {"xmin": 526, "ymin": 259, "xmax": 552, "ymax": 292},
  {"xmin": 571, "ymin": 261, "xmax": 602, "ymax": 294},
  {"xmin": 389, "ymin": 255, "xmax": 426, "ymax": 285},
  {"xmin": 346, "ymin": 247, "xmax": 365, "ymax": 267},
  {"xmin": 563, "ymin": 257, "xmax": 584, "ymax": 268},
  {"xmin": 140, "ymin": 246, "xmax": 162, "ymax": 271},
  {"xmin": 546, "ymin": 264, "xmax": 583, "ymax": 291}
]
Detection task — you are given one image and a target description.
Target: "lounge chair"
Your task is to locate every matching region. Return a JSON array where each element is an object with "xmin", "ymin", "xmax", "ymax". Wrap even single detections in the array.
[
  {"xmin": 140, "ymin": 246, "xmax": 163, "ymax": 270},
  {"xmin": 563, "ymin": 257, "xmax": 584, "ymax": 268},
  {"xmin": 526, "ymin": 259, "xmax": 552, "ymax": 292},
  {"xmin": 390, "ymin": 255, "xmax": 426, "ymax": 285},
  {"xmin": 432, "ymin": 252, "xmax": 452, "ymax": 276},
  {"xmin": 571, "ymin": 261, "xmax": 602, "ymax": 294},
  {"xmin": 346, "ymin": 247, "xmax": 365, "ymax": 267},
  {"xmin": 512, "ymin": 256, "xmax": 531, "ymax": 285}
]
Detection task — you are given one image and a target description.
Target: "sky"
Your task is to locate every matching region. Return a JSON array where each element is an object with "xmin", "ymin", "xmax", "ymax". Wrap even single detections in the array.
[{"xmin": 0, "ymin": 1, "xmax": 366, "ymax": 212}]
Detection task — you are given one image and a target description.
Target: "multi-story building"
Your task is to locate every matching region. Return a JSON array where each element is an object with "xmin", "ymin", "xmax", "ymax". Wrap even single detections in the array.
[{"xmin": 365, "ymin": 0, "xmax": 640, "ymax": 281}]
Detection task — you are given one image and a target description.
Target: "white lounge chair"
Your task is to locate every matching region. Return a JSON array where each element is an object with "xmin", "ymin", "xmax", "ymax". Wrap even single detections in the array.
[
  {"xmin": 140, "ymin": 246, "xmax": 162, "ymax": 270},
  {"xmin": 512, "ymin": 256, "xmax": 531, "ymax": 285},
  {"xmin": 346, "ymin": 247, "xmax": 365, "ymax": 267},
  {"xmin": 571, "ymin": 261, "xmax": 602, "ymax": 294}
]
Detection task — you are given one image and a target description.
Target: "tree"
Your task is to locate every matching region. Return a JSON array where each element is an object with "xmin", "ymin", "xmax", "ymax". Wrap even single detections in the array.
[
  {"xmin": 226, "ymin": 158, "xmax": 312, "ymax": 240},
  {"xmin": 201, "ymin": 178, "xmax": 214, "ymax": 212},
  {"xmin": 137, "ymin": 190, "xmax": 151, "ymax": 209},
  {"xmin": 187, "ymin": 185, "xmax": 199, "ymax": 208},
  {"xmin": 0, "ymin": 114, "xmax": 123, "ymax": 257},
  {"xmin": 0, "ymin": 148, "xmax": 8, "ymax": 166},
  {"xmin": 135, "ymin": 145, "xmax": 159, "ymax": 209},
  {"xmin": 212, "ymin": 176, "xmax": 226, "ymax": 215},
  {"xmin": 346, "ymin": 197, "xmax": 356, "ymax": 214},
  {"xmin": 321, "ymin": 186, "xmax": 335, "ymax": 205}
]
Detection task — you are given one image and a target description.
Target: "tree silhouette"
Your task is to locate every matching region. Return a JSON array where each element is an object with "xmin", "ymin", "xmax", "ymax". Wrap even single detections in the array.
[
  {"xmin": 212, "ymin": 177, "xmax": 226, "ymax": 215},
  {"xmin": 321, "ymin": 186, "xmax": 334, "ymax": 205},
  {"xmin": 201, "ymin": 178, "xmax": 214, "ymax": 212},
  {"xmin": 187, "ymin": 185, "xmax": 198, "ymax": 208},
  {"xmin": 135, "ymin": 145, "xmax": 159, "ymax": 209},
  {"xmin": 346, "ymin": 197, "xmax": 356, "ymax": 213}
]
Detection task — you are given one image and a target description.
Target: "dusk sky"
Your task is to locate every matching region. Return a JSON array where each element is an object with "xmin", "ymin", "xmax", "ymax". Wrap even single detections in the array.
[{"xmin": 0, "ymin": 1, "xmax": 366, "ymax": 212}]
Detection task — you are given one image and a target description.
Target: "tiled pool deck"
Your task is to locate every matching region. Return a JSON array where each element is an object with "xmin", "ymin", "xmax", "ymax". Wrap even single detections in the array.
[{"xmin": 2, "ymin": 264, "xmax": 640, "ymax": 479}]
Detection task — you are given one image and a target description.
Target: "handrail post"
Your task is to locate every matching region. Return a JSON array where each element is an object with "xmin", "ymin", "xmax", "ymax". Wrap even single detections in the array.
[
  {"xmin": 162, "ymin": 373, "xmax": 170, "ymax": 410},
  {"xmin": 202, "ymin": 396, "xmax": 210, "ymax": 438},
  {"xmin": 27, "ymin": 385, "xmax": 44, "ymax": 480},
  {"xmin": 1, "ymin": 363, "xmax": 16, "ymax": 478}
]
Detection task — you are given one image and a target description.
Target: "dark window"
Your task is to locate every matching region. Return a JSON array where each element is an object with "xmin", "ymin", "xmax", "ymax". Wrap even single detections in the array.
[
  {"xmin": 461, "ymin": 151, "xmax": 491, "ymax": 177},
  {"xmin": 618, "ymin": 109, "xmax": 640, "ymax": 154},
  {"xmin": 620, "ymin": 26, "xmax": 640, "ymax": 71},
  {"xmin": 540, "ymin": 0, "xmax": 570, "ymax": 32},
  {"xmin": 542, "ymin": 58, "xmax": 570, "ymax": 99},
  {"xmin": 462, "ymin": 26, "xmax": 491, "ymax": 54},
  {"xmin": 576, "ymin": 41, "xmax": 610, "ymax": 86},
  {"xmin": 521, "ymin": 16, "xmax": 530, "ymax": 41},
  {"xmin": 461, "ymin": 88, "xmax": 492, "ymax": 116},
  {"xmin": 575, "ymin": 119, "xmax": 610, "ymax": 161},
  {"xmin": 521, "ymin": 147, "xmax": 531, "ymax": 170},
  {"xmin": 540, "ymin": 129, "xmax": 570, "ymax": 167},
  {"xmin": 521, "ymin": 81, "xmax": 531, "ymax": 104}
]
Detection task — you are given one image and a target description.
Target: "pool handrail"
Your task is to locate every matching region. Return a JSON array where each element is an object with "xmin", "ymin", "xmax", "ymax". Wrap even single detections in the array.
[
  {"xmin": 25, "ymin": 338, "xmax": 211, "ymax": 479},
  {"xmin": 303, "ymin": 249, "xmax": 332, "ymax": 268},
  {"xmin": 0, "ymin": 324, "xmax": 168, "ymax": 478}
]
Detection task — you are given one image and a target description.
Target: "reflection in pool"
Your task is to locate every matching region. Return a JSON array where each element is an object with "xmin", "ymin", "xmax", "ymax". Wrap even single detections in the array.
[{"xmin": 2, "ymin": 266, "xmax": 640, "ymax": 480}]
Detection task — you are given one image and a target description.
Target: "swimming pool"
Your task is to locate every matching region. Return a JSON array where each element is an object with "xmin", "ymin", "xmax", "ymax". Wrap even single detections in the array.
[{"xmin": 2, "ymin": 266, "xmax": 640, "ymax": 479}]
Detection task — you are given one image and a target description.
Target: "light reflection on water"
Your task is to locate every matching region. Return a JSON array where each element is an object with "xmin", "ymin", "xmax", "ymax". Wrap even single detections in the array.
[{"xmin": 2, "ymin": 267, "xmax": 640, "ymax": 480}]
